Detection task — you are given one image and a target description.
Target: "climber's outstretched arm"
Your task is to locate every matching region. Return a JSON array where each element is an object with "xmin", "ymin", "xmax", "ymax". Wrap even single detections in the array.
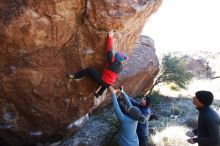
[{"xmin": 106, "ymin": 30, "xmax": 114, "ymax": 63}]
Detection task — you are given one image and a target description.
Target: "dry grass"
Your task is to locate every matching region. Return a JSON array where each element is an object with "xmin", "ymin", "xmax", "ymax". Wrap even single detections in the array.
[
  {"xmin": 150, "ymin": 77, "xmax": 220, "ymax": 146},
  {"xmin": 151, "ymin": 126, "xmax": 192, "ymax": 146},
  {"xmin": 155, "ymin": 78, "xmax": 220, "ymax": 101}
]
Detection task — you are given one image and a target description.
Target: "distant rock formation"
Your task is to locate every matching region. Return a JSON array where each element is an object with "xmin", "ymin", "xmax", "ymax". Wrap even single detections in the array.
[
  {"xmin": 0, "ymin": 0, "xmax": 161, "ymax": 145},
  {"xmin": 182, "ymin": 55, "xmax": 214, "ymax": 78}
]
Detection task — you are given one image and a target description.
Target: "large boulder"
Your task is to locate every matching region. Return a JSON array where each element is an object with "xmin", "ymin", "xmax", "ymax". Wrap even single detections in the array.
[
  {"xmin": 118, "ymin": 35, "xmax": 159, "ymax": 95},
  {"xmin": 0, "ymin": 0, "xmax": 161, "ymax": 145}
]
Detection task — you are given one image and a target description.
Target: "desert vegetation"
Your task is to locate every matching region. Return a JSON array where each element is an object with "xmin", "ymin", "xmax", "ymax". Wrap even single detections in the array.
[{"xmin": 102, "ymin": 52, "xmax": 220, "ymax": 146}]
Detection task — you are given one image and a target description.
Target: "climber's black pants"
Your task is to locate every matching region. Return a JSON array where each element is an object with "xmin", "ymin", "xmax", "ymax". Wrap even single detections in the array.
[{"xmin": 74, "ymin": 67, "xmax": 109, "ymax": 96}]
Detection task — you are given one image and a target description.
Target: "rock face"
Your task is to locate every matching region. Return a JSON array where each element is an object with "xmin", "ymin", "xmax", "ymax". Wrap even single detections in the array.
[
  {"xmin": 118, "ymin": 35, "xmax": 159, "ymax": 95},
  {"xmin": 59, "ymin": 35, "xmax": 159, "ymax": 146},
  {"xmin": 0, "ymin": 0, "xmax": 161, "ymax": 145}
]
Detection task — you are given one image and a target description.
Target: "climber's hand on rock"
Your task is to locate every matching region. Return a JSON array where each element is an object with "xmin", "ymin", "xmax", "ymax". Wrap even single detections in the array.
[{"xmin": 109, "ymin": 30, "xmax": 114, "ymax": 37}]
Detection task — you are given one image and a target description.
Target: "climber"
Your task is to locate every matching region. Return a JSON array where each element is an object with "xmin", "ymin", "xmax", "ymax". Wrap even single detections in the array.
[{"xmin": 67, "ymin": 30, "xmax": 128, "ymax": 98}]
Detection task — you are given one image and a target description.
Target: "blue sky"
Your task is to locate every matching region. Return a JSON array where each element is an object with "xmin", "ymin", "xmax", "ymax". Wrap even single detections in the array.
[{"xmin": 142, "ymin": 0, "xmax": 220, "ymax": 54}]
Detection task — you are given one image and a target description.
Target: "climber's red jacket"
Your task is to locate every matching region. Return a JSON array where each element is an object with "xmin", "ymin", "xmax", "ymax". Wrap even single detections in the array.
[{"xmin": 101, "ymin": 36, "xmax": 123, "ymax": 85}]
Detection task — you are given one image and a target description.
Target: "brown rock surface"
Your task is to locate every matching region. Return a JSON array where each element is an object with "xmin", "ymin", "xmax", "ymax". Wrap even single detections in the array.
[
  {"xmin": 118, "ymin": 35, "xmax": 159, "ymax": 95},
  {"xmin": 0, "ymin": 0, "xmax": 161, "ymax": 145}
]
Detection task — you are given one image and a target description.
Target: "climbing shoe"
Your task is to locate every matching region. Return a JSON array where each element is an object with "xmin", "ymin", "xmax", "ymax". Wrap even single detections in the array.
[
  {"xmin": 67, "ymin": 73, "xmax": 75, "ymax": 79},
  {"xmin": 93, "ymin": 92, "xmax": 100, "ymax": 98}
]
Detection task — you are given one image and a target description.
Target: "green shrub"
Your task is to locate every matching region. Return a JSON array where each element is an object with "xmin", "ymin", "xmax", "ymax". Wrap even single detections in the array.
[
  {"xmin": 101, "ymin": 116, "xmax": 119, "ymax": 146},
  {"xmin": 151, "ymin": 90, "xmax": 162, "ymax": 97},
  {"xmin": 150, "ymin": 90, "xmax": 161, "ymax": 105},
  {"xmin": 169, "ymin": 84, "xmax": 180, "ymax": 91},
  {"xmin": 171, "ymin": 106, "xmax": 181, "ymax": 115},
  {"xmin": 148, "ymin": 54, "xmax": 193, "ymax": 94}
]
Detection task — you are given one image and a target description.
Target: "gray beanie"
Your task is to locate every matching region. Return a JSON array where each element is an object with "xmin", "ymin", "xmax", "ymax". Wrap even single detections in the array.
[{"xmin": 129, "ymin": 106, "xmax": 146, "ymax": 123}]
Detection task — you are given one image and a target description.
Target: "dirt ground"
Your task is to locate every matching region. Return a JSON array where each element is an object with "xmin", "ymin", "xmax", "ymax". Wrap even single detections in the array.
[{"xmin": 148, "ymin": 78, "xmax": 220, "ymax": 146}]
